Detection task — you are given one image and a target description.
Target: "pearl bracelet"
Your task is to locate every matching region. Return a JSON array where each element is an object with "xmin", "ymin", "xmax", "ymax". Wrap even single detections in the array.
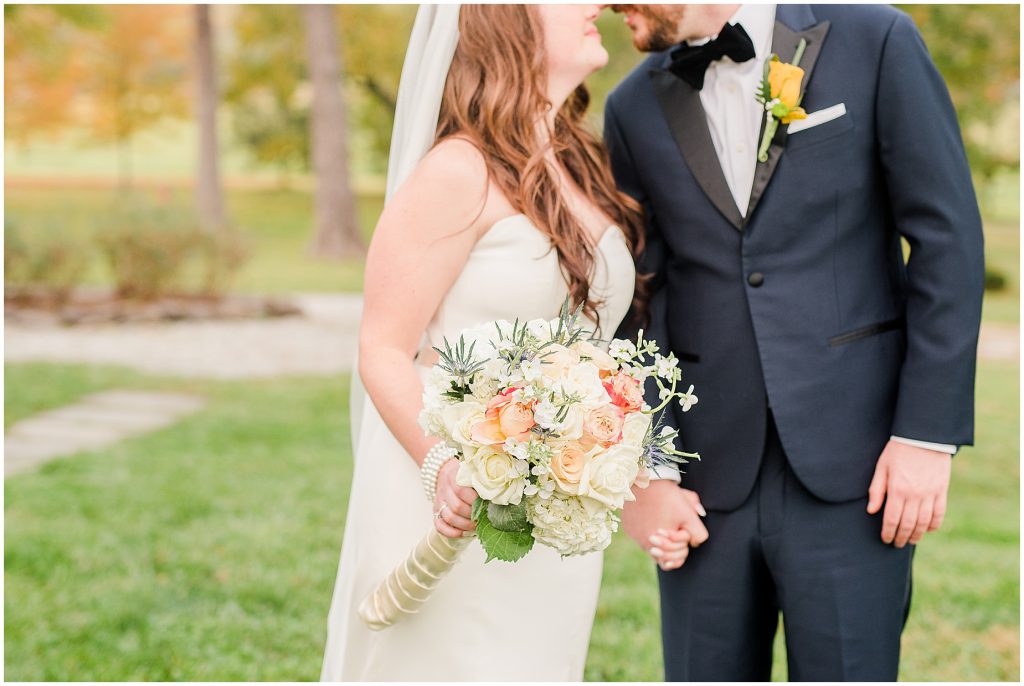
[{"xmin": 421, "ymin": 442, "xmax": 458, "ymax": 502}]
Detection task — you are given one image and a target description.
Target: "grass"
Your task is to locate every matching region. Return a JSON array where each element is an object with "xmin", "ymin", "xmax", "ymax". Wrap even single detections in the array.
[{"xmin": 4, "ymin": 360, "xmax": 1019, "ymax": 681}]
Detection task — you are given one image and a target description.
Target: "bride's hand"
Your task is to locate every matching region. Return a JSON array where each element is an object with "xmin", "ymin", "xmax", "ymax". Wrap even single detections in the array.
[{"xmin": 433, "ymin": 459, "xmax": 478, "ymax": 538}]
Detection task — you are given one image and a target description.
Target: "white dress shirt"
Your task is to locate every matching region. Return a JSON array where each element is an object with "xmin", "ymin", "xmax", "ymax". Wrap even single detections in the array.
[{"xmin": 649, "ymin": 5, "xmax": 953, "ymax": 483}]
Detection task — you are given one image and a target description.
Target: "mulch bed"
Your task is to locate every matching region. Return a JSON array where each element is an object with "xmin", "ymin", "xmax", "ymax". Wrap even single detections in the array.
[{"xmin": 5, "ymin": 287, "xmax": 302, "ymax": 326}]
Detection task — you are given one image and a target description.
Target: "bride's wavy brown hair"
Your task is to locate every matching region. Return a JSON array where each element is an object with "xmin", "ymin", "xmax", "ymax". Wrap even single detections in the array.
[{"xmin": 435, "ymin": 4, "xmax": 649, "ymax": 329}]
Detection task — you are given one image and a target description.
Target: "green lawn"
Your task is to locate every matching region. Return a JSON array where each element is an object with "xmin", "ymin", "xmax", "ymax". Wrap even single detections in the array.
[{"xmin": 5, "ymin": 360, "xmax": 1018, "ymax": 681}]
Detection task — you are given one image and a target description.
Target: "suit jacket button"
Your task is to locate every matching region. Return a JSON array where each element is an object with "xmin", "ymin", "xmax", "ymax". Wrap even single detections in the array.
[{"xmin": 748, "ymin": 272, "xmax": 764, "ymax": 287}]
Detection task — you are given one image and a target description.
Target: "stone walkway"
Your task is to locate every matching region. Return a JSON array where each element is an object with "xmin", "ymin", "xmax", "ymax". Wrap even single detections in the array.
[
  {"xmin": 5, "ymin": 390, "xmax": 205, "ymax": 476},
  {"xmin": 4, "ymin": 293, "xmax": 363, "ymax": 379},
  {"xmin": 4, "ymin": 294, "xmax": 1017, "ymax": 380}
]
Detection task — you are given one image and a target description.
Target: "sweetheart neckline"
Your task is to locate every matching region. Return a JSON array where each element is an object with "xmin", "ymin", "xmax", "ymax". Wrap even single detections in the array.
[{"xmin": 482, "ymin": 213, "xmax": 624, "ymax": 249}]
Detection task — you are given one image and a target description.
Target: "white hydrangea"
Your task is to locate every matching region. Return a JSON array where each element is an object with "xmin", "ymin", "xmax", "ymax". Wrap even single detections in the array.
[{"xmin": 527, "ymin": 494, "xmax": 619, "ymax": 556}]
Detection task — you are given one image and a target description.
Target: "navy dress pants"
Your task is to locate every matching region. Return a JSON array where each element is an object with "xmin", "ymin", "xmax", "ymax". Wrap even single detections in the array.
[{"xmin": 659, "ymin": 413, "xmax": 914, "ymax": 681}]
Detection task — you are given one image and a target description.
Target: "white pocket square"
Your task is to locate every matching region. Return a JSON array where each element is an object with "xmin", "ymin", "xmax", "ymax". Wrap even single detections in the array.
[{"xmin": 787, "ymin": 103, "xmax": 847, "ymax": 134}]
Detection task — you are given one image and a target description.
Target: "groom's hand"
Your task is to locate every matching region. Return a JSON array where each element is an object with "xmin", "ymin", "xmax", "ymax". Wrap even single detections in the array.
[
  {"xmin": 623, "ymin": 480, "xmax": 708, "ymax": 570},
  {"xmin": 867, "ymin": 440, "xmax": 952, "ymax": 548}
]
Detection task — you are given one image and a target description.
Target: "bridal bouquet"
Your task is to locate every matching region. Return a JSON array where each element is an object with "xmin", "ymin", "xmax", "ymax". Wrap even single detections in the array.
[{"xmin": 360, "ymin": 301, "xmax": 698, "ymax": 629}]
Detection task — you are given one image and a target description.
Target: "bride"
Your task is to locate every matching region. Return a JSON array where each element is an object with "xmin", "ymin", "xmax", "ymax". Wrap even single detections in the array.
[{"xmin": 321, "ymin": 4, "xmax": 666, "ymax": 680}]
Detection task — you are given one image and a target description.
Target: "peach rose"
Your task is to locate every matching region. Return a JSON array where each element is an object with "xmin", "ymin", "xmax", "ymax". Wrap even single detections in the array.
[
  {"xmin": 603, "ymin": 372, "xmax": 644, "ymax": 412},
  {"xmin": 485, "ymin": 386, "xmax": 519, "ymax": 418},
  {"xmin": 549, "ymin": 441, "xmax": 595, "ymax": 494},
  {"xmin": 498, "ymin": 401, "xmax": 536, "ymax": 441},
  {"xmin": 584, "ymin": 405, "xmax": 625, "ymax": 447}
]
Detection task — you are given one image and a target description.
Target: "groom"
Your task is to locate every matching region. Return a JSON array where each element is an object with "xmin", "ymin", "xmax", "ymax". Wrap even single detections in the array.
[{"xmin": 605, "ymin": 4, "xmax": 984, "ymax": 681}]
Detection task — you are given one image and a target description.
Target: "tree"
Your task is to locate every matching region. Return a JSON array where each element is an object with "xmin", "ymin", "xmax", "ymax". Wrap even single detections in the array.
[
  {"xmin": 223, "ymin": 5, "xmax": 310, "ymax": 178},
  {"xmin": 336, "ymin": 5, "xmax": 416, "ymax": 173},
  {"xmin": 75, "ymin": 5, "xmax": 192, "ymax": 188},
  {"xmin": 303, "ymin": 4, "xmax": 363, "ymax": 258},
  {"xmin": 898, "ymin": 5, "xmax": 1019, "ymax": 177},
  {"xmin": 194, "ymin": 4, "xmax": 226, "ymax": 231},
  {"xmin": 224, "ymin": 5, "xmax": 415, "ymax": 180},
  {"xmin": 4, "ymin": 5, "xmax": 106, "ymax": 144}
]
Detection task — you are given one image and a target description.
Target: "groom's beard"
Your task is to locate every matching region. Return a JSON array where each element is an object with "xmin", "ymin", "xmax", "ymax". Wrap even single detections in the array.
[{"xmin": 611, "ymin": 4, "xmax": 688, "ymax": 52}]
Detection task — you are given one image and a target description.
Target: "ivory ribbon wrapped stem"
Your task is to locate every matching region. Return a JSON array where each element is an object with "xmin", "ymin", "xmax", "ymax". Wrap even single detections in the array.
[{"xmin": 359, "ymin": 528, "xmax": 473, "ymax": 630}]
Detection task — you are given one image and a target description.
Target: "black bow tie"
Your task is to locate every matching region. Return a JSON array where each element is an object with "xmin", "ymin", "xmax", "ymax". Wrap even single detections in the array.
[{"xmin": 667, "ymin": 23, "xmax": 756, "ymax": 90}]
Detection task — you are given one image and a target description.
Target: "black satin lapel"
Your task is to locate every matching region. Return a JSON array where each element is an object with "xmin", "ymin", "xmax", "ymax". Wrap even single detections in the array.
[
  {"xmin": 650, "ymin": 69, "xmax": 744, "ymax": 231},
  {"xmin": 745, "ymin": 19, "xmax": 831, "ymax": 225}
]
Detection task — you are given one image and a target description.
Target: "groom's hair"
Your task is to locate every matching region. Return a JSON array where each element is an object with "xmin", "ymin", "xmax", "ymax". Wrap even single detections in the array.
[{"xmin": 435, "ymin": 5, "xmax": 652, "ymax": 327}]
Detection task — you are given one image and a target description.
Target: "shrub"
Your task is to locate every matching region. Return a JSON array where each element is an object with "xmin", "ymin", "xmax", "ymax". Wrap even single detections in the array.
[
  {"xmin": 984, "ymin": 267, "xmax": 1008, "ymax": 292},
  {"xmin": 97, "ymin": 208, "xmax": 200, "ymax": 300},
  {"xmin": 4, "ymin": 219, "xmax": 91, "ymax": 303},
  {"xmin": 95, "ymin": 202, "xmax": 250, "ymax": 300}
]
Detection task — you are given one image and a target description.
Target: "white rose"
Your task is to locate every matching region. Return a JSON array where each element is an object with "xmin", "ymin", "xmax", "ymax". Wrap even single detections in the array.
[
  {"xmin": 442, "ymin": 400, "xmax": 486, "ymax": 448},
  {"xmin": 557, "ymin": 404, "xmax": 586, "ymax": 441},
  {"xmin": 582, "ymin": 444, "xmax": 641, "ymax": 509},
  {"xmin": 572, "ymin": 340, "xmax": 618, "ymax": 373},
  {"xmin": 526, "ymin": 318, "xmax": 552, "ymax": 340},
  {"xmin": 620, "ymin": 411, "xmax": 652, "ymax": 447},
  {"xmin": 456, "ymin": 446, "xmax": 528, "ymax": 505},
  {"xmin": 540, "ymin": 344, "xmax": 581, "ymax": 381},
  {"xmin": 557, "ymin": 362, "xmax": 608, "ymax": 405}
]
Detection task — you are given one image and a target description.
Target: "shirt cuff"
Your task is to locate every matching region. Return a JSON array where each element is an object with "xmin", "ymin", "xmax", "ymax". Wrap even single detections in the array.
[
  {"xmin": 890, "ymin": 435, "xmax": 957, "ymax": 455},
  {"xmin": 649, "ymin": 464, "xmax": 682, "ymax": 483}
]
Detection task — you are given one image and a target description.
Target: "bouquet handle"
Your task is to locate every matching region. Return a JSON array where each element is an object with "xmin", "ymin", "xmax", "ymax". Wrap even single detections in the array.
[{"xmin": 358, "ymin": 528, "xmax": 472, "ymax": 631}]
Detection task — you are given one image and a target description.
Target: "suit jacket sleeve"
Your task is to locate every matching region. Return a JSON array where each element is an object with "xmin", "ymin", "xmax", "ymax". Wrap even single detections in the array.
[
  {"xmin": 876, "ymin": 12, "xmax": 985, "ymax": 446},
  {"xmin": 605, "ymin": 95, "xmax": 688, "ymax": 472}
]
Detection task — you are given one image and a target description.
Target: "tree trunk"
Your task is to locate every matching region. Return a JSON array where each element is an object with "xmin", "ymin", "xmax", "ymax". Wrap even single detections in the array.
[
  {"xmin": 302, "ymin": 4, "xmax": 363, "ymax": 258},
  {"xmin": 194, "ymin": 4, "xmax": 226, "ymax": 232}
]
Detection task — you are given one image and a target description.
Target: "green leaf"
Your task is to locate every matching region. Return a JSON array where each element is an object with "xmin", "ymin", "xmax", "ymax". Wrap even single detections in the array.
[
  {"xmin": 486, "ymin": 501, "xmax": 531, "ymax": 532},
  {"xmin": 471, "ymin": 496, "xmax": 487, "ymax": 522},
  {"xmin": 475, "ymin": 501, "xmax": 534, "ymax": 563}
]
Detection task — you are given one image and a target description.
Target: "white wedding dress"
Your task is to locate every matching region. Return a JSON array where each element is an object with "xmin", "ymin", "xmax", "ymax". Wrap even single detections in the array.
[{"xmin": 321, "ymin": 214, "xmax": 636, "ymax": 681}]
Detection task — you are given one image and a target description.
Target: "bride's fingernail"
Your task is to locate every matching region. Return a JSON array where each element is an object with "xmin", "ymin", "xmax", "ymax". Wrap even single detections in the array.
[
  {"xmin": 656, "ymin": 528, "xmax": 669, "ymax": 536},
  {"xmin": 696, "ymin": 504, "xmax": 707, "ymax": 517},
  {"xmin": 649, "ymin": 547, "xmax": 664, "ymax": 557},
  {"xmin": 648, "ymin": 534, "xmax": 664, "ymax": 546}
]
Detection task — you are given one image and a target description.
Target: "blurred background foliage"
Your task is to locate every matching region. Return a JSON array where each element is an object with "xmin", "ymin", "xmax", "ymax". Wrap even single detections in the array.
[{"xmin": 4, "ymin": 4, "xmax": 1018, "ymax": 302}]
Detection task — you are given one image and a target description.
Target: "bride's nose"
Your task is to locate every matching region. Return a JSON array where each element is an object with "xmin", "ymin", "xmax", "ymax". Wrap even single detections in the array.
[{"xmin": 584, "ymin": 5, "xmax": 601, "ymax": 21}]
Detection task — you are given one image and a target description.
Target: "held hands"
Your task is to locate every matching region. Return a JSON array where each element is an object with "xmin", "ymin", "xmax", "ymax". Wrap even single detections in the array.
[
  {"xmin": 433, "ymin": 458, "xmax": 479, "ymax": 538},
  {"xmin": 622, "ymin": 480, "xmax": 708, "ymax": 571},
  {"xmin": 867, "ymin": 440, "xmax": 952, "ymax": 548}
]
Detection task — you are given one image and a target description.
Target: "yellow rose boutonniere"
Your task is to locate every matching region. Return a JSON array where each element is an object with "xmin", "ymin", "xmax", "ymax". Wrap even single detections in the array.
[{"xmin": 755, "ymin": 39, "xmax": 808, "ymax": 162}]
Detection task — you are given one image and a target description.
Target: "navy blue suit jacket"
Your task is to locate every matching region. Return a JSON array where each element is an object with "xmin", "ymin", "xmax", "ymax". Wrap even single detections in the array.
[{"xmin": 606, "ymin": 4, "xmax": 984, "ymax": 509}]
